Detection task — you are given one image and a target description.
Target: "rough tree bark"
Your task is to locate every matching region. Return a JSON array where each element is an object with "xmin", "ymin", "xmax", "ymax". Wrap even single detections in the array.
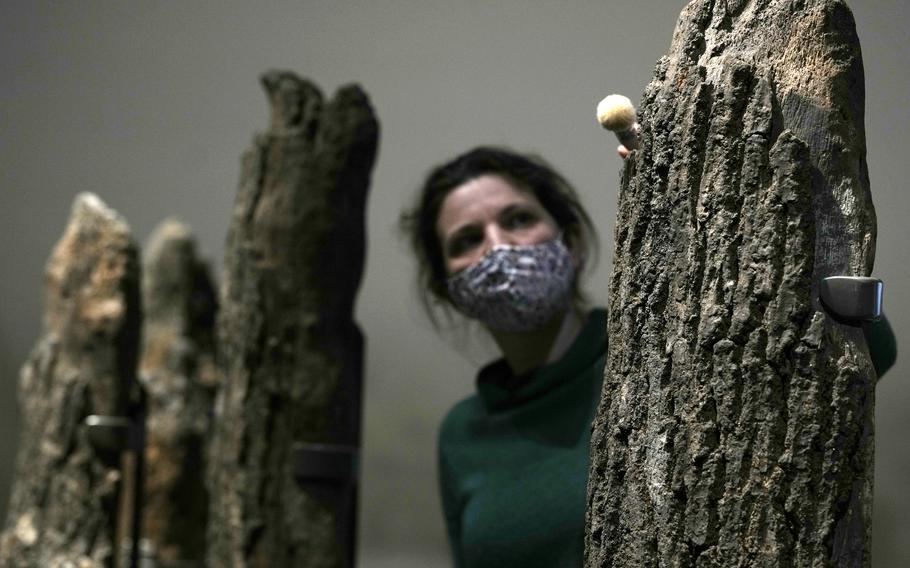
[
  {"xmin": 0, "ymin": 193, "xmax": 142, "ymax": 567},
  {"xmin": 135, "ymin": 219, "xmax": 218, "ymax": 566},
  {"xmin": 206, "ymin": 72, "xmax": 379, "ymax": 567},
  {"xmin": 586, "ymin": 1, "xmax": 876, "ymax": 567}
]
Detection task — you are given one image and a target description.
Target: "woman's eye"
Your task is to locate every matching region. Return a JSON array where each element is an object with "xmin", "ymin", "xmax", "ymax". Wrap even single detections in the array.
[
  {"xmin": 506, "ymin": 210, "xmax": 537, "ymax": 228},
  {"xmin": 446, "ymin": 233, "xmax": 481, "ymax": 257}
]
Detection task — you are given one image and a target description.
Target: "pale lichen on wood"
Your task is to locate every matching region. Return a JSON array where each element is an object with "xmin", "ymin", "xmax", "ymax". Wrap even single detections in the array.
[{"xmin": 0, "ymin": 193, "xmax": 141, "ymax": 568}]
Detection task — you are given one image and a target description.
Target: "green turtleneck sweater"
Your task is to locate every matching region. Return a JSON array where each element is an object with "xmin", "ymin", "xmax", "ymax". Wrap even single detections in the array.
[
  {"xmin": 437, "ymin": 309, "xmax": 896, "ymax": 568},
  {"xmin": 438, "ymin": 309, "xmax": 608, "ymax": 568}
]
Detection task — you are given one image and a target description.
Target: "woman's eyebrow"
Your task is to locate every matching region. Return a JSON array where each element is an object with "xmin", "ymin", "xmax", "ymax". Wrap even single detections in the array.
[{"xmin": 497, "ymin": 202, "xmax": 536, "ymax": 218}]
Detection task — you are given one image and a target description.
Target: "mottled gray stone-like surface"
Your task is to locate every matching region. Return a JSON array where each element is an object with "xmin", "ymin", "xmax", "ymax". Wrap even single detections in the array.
[{"xmin": 586, "ymin": 1, "xmax": 876, "ymax": 567}]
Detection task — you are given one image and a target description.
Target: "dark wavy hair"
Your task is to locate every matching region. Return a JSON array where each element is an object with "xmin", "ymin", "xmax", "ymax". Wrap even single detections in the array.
[{"xmin": 400, "ymin": 146, "xmax": 598, "ymax": 324}]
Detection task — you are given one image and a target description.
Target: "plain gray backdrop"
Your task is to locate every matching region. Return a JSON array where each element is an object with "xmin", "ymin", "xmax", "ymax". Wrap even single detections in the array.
[{"xmin": 1, "ymin": 1, "xmax": 906, "ymax": 566}]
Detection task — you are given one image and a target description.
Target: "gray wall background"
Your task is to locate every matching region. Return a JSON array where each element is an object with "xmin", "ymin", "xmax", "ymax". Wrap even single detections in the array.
[{"xmin": 0, "ymin": 1, "xmax": 906, "ymax": 566}]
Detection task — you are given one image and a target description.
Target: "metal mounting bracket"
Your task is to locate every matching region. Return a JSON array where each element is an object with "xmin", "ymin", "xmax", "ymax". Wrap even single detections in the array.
[
  {"xmin": 819, "ymin": 276, "xmax": 883, "ymax": 325},
  {"xmin": 84, "ymin": 414, "xmax": 145, "ymax": 452},
  {"xmin": 293, "ymin": 442, "xmax": 359, "ymax": 485}
]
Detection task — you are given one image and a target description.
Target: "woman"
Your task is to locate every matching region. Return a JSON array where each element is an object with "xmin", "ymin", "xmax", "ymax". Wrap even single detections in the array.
[
  {"xmin": 401, "ymin": 147, "xmax": 606, "ymax": 567},
  {"xmin": 401, "ymin": 146, "xmax": 897, "ymax": 568}
]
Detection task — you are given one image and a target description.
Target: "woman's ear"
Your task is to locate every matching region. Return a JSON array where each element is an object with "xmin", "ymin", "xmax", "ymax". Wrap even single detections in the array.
[{"xmin": 564, "ymin": 231, "xmax": 584, "ymax": 271}]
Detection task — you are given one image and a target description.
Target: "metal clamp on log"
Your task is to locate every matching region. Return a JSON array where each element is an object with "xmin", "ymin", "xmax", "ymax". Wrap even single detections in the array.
[
  {"xmin": 84, "ymin": 390, "xmax": 148, "ymax": 568},
  {"xmin": 819, "ymin": 276, "xmax": 883, "ymax": 325},
  {"xmin": 84, "ymin": 414, "xmax": 145, "ymax": 453},
  {"xmin": 293, "ymin": 442, "xmax": 359, "ymax": 485}
]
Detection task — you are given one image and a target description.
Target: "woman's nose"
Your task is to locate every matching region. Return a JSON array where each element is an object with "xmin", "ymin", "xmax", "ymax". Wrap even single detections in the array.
[{"xmin": 483, "ymin": 226, "xmax": 511, "ymax": 251}]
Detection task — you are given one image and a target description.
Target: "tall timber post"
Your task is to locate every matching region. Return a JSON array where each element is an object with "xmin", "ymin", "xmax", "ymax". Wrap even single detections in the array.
[
  {"xmin": 585, "ymin": 1, "xmax": 878, "ymax": 566},
  {"xmin": 206, "ymin": 71, "xmax": 379, "ymax": 567}
]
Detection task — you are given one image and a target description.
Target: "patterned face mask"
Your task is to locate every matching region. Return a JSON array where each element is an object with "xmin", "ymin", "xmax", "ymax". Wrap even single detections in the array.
[{"xmin": 446, "ymin": 236, "xmax": 576, "ymax": 332}]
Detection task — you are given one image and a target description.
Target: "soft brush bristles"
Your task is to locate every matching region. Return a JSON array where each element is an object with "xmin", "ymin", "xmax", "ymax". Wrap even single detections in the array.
[{"xmin": 596, "ymin": 94, "xmax": 636, "ymax": 131}]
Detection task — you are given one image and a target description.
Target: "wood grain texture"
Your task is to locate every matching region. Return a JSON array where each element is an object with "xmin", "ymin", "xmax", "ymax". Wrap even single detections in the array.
[
  {"xmin": 0, "ymin": 194, "xmax": 141, "ymax": 568},
  {"xmin": 136, "ymin": 219, "xmax": 218, "ymax": 566},
  {"xmin": 205, "ymin": 71, "xmax": 379, "ymax": 567},
  {"xmin": 585, "ymin": 1, "xmax": 876, "ymax": 566}
]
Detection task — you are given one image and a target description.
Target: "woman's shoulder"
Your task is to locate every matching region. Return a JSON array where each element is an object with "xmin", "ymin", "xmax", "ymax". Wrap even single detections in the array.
[{"xmin": 439, "ymin": 394, "xmax": 485, "ymax": 444}]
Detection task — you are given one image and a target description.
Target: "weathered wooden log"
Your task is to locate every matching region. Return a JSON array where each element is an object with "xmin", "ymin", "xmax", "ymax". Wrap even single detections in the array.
[
  {"xmin": 586, "ymin": 1, "xmax": 876, "ymax": 567},
  {"xmin": 133, "ymin": 218, "xmax": 218, "ymax": 566},
  {"xmin": 0, "ymin": 193, "xmax": 142, "ymax": 568},
  {"xmin": 206, "ymin": 71, "xmax": 379, "ymax": 567}
]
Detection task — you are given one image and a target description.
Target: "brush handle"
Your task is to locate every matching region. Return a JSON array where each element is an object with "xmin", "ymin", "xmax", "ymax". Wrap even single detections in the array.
[{"xmin": 616, "ymin": 125, "xmax": 640, "ymax": 151}]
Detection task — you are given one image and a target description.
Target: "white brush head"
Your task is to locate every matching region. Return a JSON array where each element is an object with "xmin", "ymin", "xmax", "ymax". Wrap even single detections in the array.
[{"xmin": 596, "ymin": 94, "xmax": 636, "ymax": 132}]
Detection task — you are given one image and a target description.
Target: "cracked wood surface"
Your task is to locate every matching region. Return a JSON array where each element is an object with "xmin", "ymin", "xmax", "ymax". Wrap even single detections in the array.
[
  {"xmin": 585, "ymin": 1, "xmax": 876, "ymax": 567},
  {"xmin": 0, "ymin": 194, "xmax": 141, "ymax": 568},
  {"xmin": 205, "ymin": 72, "xmax": 379, "ymax": 567}
]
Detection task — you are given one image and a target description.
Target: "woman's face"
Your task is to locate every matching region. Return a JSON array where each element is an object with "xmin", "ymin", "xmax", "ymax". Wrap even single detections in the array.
[{"xmin": 436, "ymin": 174, "xmax": 559, "ymax": 275}]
